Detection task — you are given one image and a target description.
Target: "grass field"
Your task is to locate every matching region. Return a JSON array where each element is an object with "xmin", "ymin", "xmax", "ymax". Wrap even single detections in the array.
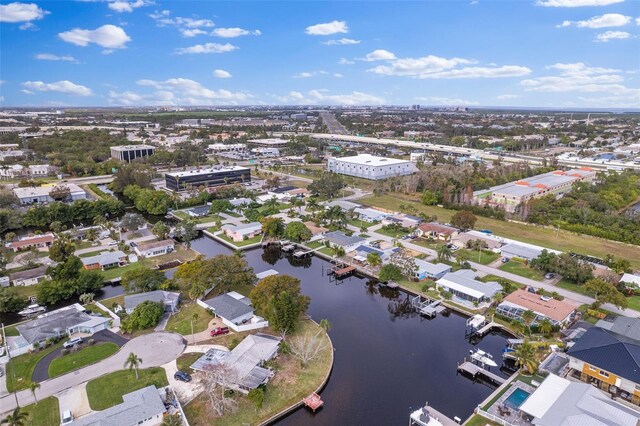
[
  {"xmin": 348, "ymin": 219, "xmax": 375, "ymax": 230},
  {"xmin": 86, "ymin": 368, "xmax": 169, "ymax": 410},
  {"xmin": 176, "ymin": 352, "xmax": 203, "ymax": 372},
  {"xmin": 22, "ymin": 396, "xmax": 60, "ymax": 426},
  {"xmin": 218, "ymin": 233, "xmax": 262, "ymax": 247},
  {"xmin": 458, "ymin": 248, "xmax": 499, "ymax": 265},
  {"xmin": 48, "ymin": 343, "xmax": 119, "ymax": 378},
  {"xmin": 360, "ymin": 194, "xmax": 640, "ymax": 269},
  {"xmin": 173, "ymin": 210, "xmax": 222, "ymax": 224},
  {"xmin": 7, "ymin": 343, "xmax": 63, "ymax": 392},
  {"xmin": 100, "ymin": 261, "xmax": 148, "ymax": 281},
  {"xmin": 166, "ymin": 303, "xmax": 212, "ymax": 336},
  {"xmin": 375, "ymin": 226, "xmax": 409, "ymax": 239},
  {"xmin": 557, "ymin": 279, "xmax": 640, "ymax": 312},
  {"xmin": 499, "ymin": 260, "xmax": 544, "ymax": 281}
]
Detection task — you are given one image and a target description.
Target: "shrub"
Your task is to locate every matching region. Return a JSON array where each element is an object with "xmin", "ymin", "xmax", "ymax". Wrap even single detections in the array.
[
  {"xmin": 60, "ymin": 348, "xmax": 69, "ymax": 356},
  {"xmin": 228, "ymin": 337, "xmax": 240, "ymax": 350},
  {"xmin": 88, "ymin": 339, "xmax": 95, "ymax": 345}
]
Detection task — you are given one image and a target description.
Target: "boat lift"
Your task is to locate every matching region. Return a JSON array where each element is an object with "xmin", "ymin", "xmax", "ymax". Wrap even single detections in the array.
[{"xmin": 411, "ymin": 296, "xmax": 445, "ymax": 318}]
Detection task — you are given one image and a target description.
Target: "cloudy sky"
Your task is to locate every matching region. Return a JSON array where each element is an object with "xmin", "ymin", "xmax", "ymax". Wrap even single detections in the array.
[{"xmin": 0, "ymin": 0, "xmax": 639, "ymax": 108}]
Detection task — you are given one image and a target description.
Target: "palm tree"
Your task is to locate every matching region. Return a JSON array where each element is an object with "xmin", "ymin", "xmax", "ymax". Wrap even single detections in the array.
[
  {"xmin": 366, "ymin": 252, "xmax": 382, "ymax": 268},
  {"xmin": 538, "ymin": 318, "xmax": 553, "ymax": 336},
  {"xmin": 124, "ymin": 352, "xmax": 143, "ymax": 380},
  {"xmin": 492, "ymin": 292, "xmax": 504, "ymax": 305},
  {"xmin": 290, "ymin": 197, "xmax": 304, "ymax": 214},
  {"xmin": 514, "ymin": 340, "xmax": 538, "ymax": 375},
  {"xmin": 264, "ymin": 196, "xmax": 279, "ymax": 210},
  {"xmin": 191, "ymin": 312, "xmax": 199, "ymax": 344},
  {"xmin": 28, "ymin": 381, "xmax": 40, "ymax": 404},
  {"xmin": 162, "ymin": 414, "xmax": 183, "ymax": 426},
  {"xmin": 1, "ymin": 408, "xmax": 27, "ymax": 426},
  {"xmin": 306, "ymin": 198, "xmax": 320, "ymax": 213},
  {"xmin": 333, "ymin": 245, "xmax": 346, "ymax": 258},
  {"xmin": 510, "ymin": 319, "xmax": 525, "ymax": 337},
  {"xmin": 436, "ymin": 245, "xmax": 452, "ymax": 263},
  {"xmin": 318, "ymin": 318, "xmax": 332, "ymax": 334},
  {"xmin": 85, "ymin": 228, "xmax": 98, "ymax": 242},
  {"xmin": 521, "ymin": 310, "xmax": 536, "ymax": 335}
]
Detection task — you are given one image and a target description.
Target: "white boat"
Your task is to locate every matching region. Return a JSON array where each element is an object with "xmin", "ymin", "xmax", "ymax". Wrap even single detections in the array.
[
  {"xmin": 470, "ymin": 348, "xmax": 498, "ymax": 368},
  {"xmin": 410, "ymin": 403, "xmax": 444, "ymax": 426},
  {"xmin": 18, "ymin": 304, "xmax": 46, "ymax": 317}
]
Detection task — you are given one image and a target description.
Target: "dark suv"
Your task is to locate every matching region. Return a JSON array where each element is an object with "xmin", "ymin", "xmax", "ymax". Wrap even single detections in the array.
[{"xmin": 174, "ymin": 371, "xmax": 192, "ymax": 382}]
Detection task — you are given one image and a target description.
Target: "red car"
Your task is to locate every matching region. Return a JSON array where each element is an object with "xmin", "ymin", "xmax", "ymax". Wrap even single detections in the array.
[{"xmin": 210, "ymin": 327, "xmax": 230, "ymax": 337}]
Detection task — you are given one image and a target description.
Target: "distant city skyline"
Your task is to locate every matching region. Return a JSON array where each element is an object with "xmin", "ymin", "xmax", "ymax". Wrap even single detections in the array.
[{"xmin": 0, "ymin": 0, "xmax": 639, "ymax": 108}]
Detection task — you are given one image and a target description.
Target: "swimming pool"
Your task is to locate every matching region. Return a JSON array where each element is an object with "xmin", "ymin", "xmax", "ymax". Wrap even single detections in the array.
[{"xmin": 504, "ymin": 388, "xmax": 531, "ymax": 409}]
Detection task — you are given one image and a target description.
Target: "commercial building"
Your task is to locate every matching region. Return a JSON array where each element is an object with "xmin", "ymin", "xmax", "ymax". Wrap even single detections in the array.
[
  {"xmin": 472, "ymin": 168, "xmax": 596, "ymax": 213},
  {"xmin": 435, "ymin": 270, "xmax": 502, "ymax": 304},
  {"xmin": 13, "ymin": 183, "xmax": 86, "ymax": 205},
  {"xmin": 164, "ymin": 166, "xmax": 251, "ymax": 192},
  {"xmin": 497, "ymin": 289, "xmax": 577, "ymax": 326},
  {"xmin": 247, "ymin": 138, "xmax": 288, "ymax": 147},
  {"xmin": 110, "ymin": 144, "xmax": 156, "ymax": 163},
  {"xmin": 0, "ymin": 164, "xmax": 56, "ymax": 180},
  {"xmin": 251, "ymin": 147, "xmax": 280, "ymax": 157},
  {"xmin": 208, "ymin": 143, "xmax": 247, "ymax": 154},
  {"xmin": 327, "ymin": 154, "xmax": 417, "ymax": 180}
]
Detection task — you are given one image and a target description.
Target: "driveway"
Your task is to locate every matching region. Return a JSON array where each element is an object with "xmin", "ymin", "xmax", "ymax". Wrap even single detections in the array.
[
  {"xmin": 57, "ymin": 383, "xmax": 91, "ymax": 420},
  {"xmin": 0, "ymin": 332, "xmax": 186, "ymax": 414},
  {"xmin": 32, "ymin": 330, "xmax": 128, "ymax": 382}
]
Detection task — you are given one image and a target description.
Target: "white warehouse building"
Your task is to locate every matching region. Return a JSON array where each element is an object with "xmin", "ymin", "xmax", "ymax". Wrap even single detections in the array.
[{"xmin": 327, "ymin": 154, "xmax": 417, "ymax": 180}]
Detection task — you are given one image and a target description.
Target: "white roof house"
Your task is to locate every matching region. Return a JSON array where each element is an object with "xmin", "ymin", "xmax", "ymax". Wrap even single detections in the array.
[
  {"xmin": 436, "ymin": 270, "xmax": 502, "ymax": 302},
  {"xmin": 621, "ymin": 273, "xmax": 640, "ymax": 287}
]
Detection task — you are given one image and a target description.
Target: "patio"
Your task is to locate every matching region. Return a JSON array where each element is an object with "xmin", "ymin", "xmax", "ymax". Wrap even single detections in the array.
[{"xmin": 485, "ymin": 381, "xmax": 536, "ymax": 426}]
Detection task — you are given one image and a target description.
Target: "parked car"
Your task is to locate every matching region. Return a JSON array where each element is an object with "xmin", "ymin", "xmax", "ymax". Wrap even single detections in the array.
[
  {"xmin": 61, "ymin": 410, "xmax": 73, "ymax": 425},
  {"xmin": 501, "ymin": 257, "xmax": 510, "ymax": 263},
  {"xmin": 63, "ymin": 337, "xmax": 83, "ymax": 348},
  {"xmin": 527, "ymin": 286, "xmax": 537, "ymax": 294},
  {"xmin": 174, "ymin": 371, "xmax": 192, "ymax": 382},
  {"xmin": 108, "ymin": 241, "xmax": 117, "ymax": 246},
  {"xmin": 210, "ymin": 326, "xmax": 230, "ymax": 337},
  {"xmin": 0, "ymin": 366, "xmax": 4, "ymax": 377},
  {"xmin": 544, "ymin": 273, "xmax": 555, "ymax": 279}
]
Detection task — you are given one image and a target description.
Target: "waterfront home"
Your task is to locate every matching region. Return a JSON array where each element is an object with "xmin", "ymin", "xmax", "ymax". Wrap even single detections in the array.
[
  {"xmin": 417, "ymin": 222, "xmax": 459, "ymax": 241},
  {"xmin": 435, "ymin": 270, "xmax": 501, "ymax": 304},
  {"xmin": 229, "ymin": 197, "xmax": 252, "ymax": 209},
  {"xmin": 497, "ymin": 289, "xmax": 576, "ymax": 327},
  {"xmin": 81, "ymin": 250, "xmax": 128, "ymax": 271},
  {"xmin": 124, "ymin": 290, "xmax": 180, "ymax": 314},
  {"xmin": 413, "ymin": 259, "xmax": 452, "ymax": 281},
  {"xmin": 186, "ymin": 205, "xmax": 211, "ymax": 218},
  {"xmin": 621, "ymin": 273, "xmax": 640, "ymax": 288},
  {"xmin": 9, "ymin": 265, "xmax": 49, "ymax": 286},
  {"xmin": 134, "ymin": 239, "xmax": 175, "ymax": 258},
  {"xmin": 72, "ymin": 385, "xmax": 167, "ymax": 426},
  {"xmin": 304, "ymin": 221, "xmax": 329, "ymax": 239},
  {"xmin": 353, "ymin": 207, "xmax": 388, "ymax": 222},
  {"xmin": 15, "ymin": 304, "xmax": 110, "ymax": 350},
  {"xmin": 500, "ymin": 243, "xmax": 543, "ymax": 261},
  {"xmin": 8, "ymin": 233, "xmax": 55, "ymax": 252},
  {"xmin": 595, "ymin": 316, "xmax": 640, "ymax": 341},
  {"xmin": 567, "ymin": 327, "xmax": 640, "ymax": 404},
  {"xmin": 222, "ymin": 222, "xmax": 262, "ymax": 242},
  {"xmin": 323, "ymin": 231, "xmax": 366, "ymax": 253},
  {"xmin": 519, "ymin": 373, "xmax": 640, "ymax": 425},
  {"xmin": 354, "ymin": 244, "xmax": 398, "ymax": 264},
  {"xmin": 190, "ymin": 333, "xmax": 281, "ymax": 393},
  {"xmin": 201, "ymin": 292, "xmax": 254, "ymax": 330}
]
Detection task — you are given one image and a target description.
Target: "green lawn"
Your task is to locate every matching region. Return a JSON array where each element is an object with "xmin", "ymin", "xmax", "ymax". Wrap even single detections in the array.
[
  {"xmin": 173, "ymin": 210, "xmax": 221, "ymax": 224},
  {"xmin": 480, "ymin": 274, "xmax": 525, "ymax": 291},
  {"xmin": 7, "ymin": 284, "xmax": 38, "ymax": 300},
  {"xmin": 4, "ymin": 325, "xmax": 19, "ymax": 336},
  {"xmin": 218, "ymin": 233, "xmax": 262, "ymax": 247},
  {"xmin": 48, "ymin": 343, "xmax": 119, "ymax": 378},
  {"xmin": 22, "ymin": 396, "xmax": 60, "ymax": 426},
  {"xmin": 499, "ymin": 260, "xmax": 544, "ymax": 281},
  {"xmin": 100, "ymin": 261, "xmax": 148, "ymax": 281},
  {"xmin": 83, "ymin": 303, "xmax": 109, "ymax": 317},
  {"xmin": 6, "ymin": 343, "xmax": 63, "ymax": 392},
  {"xmin": 465, "ymin": 415, "xmax": 501, "ymax": 426},
  {"xmin": 79, "ymin": 249, "xmax": 109, "ymax": 258},
  {"xmin": 100, "ymin": 294, "xmax": 125, "ymax": 311},
  {"xmin": 305, "ymin": 241, "xmax": 324, "ymax": 249},
  {"xmin": 361, "ymin": 194, "xmax": 640, "ymax": 269},
  {"xmin": 166, "ymin": 303, "xmax": 212, "ymax": 336},
  {"xmin": 375, "ymin": 226, "xmax": 409, "ymax": 239},
  {"xmin": 556, "ymin": 278, "xmax": 589, "ymax": 295},
  {"xmin": 348, "ymin": 219, "xmax": 375, "ymax": 230},
  {"xmin": 176, "ymin": 352, "xmax": 203, "ymax": 372},
  {"xmin": 86, "ymin": 368, "xmax": 169, "ymax": 410},
  {"xmin": 459, "ymin": 248, "xmax": 499, "ymax": 265}
]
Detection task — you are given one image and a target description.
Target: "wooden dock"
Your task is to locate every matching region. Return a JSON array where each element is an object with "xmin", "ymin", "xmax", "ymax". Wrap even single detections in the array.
[
  {"xmin": 303, "ymin": 392, "xmax": 323, "ymax": 412},
  {"xmin": 475, "ymin": 321, "xmax": 499, "ymax": 336},
  {"xmin": 457, "ymin": 361, "xmax": 506, "ymax": 385},
  {"xmin": 332, "ymin": 265, "xmax": 356, "ymax": 278}
]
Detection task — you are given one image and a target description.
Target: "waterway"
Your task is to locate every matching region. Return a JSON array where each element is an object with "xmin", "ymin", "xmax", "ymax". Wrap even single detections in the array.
[{"xmin": 189, "ymin": 236, "xmax": 512, "ymax": 424}]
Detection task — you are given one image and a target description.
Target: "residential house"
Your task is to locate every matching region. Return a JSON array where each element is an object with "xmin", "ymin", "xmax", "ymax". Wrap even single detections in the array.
[
  {"xmin": 15, "ymin": 304, "xmax": 110, "ymax": 350},
  {"xmin": 621, "ymin": 273, "xmax": 640, "ymax": 288},
  {"xmin": 325, "ymin": 200, "xmax": 361, "ymax": 212},
  {"xmin": 0, "ymin": 276, "xmax": 9, "ymax": 287},
  {"xmin": 323, "ymin": 231, "xmax": 366, "ymax": 253},
  {"xmin": 186, "ymin": 205, "xmax": 211, "ymax": 218},
  {"xmin": 201, "ymin": 292, "xmax": 254, "ymax": 330},
  {"xmin": 222, "ymin": 222, "xmax": 262, "ymax": 242},
  {"xmin": 13, "ymin": 183, "xmax": 86, "ymax": 205},
  {"xmin": 435, "ymin": 270, "xmax": 502, "ymax": 304},
  {"xmin": 596, "ymin": 317, "xmax": 640, "ymax": 341},
  {"xmin": 229, "ymin": 197, "xmax": 252, "ymax": 209},
  {"xmin": 519, "ymin": 374, "xmax": 640, "ymax": 426},
  {"xmin": 8, "ymin": 233, "xmax": 55, "ymax": 252},
  {"xmin": 413, "ymin": 259, "xmax": 452, "ymax": 281},
  {"xmin": 81, "ymin": 251, "xmax": 127, "ymax": 271},
  {"xmin": 124, "ymin": 290, "xmax": 180, "ymax": 314},
  {"xmin": 496, "ymin": 289, "xmax": 577, "ymax": 327},
  {"xmin": 72, "ymin": 386, "xmax": 167, "ymax": 426},
  {"xmin": 417, "ymin": 222, "xmax": 459, "ymax": 241},
  {"xmin": 303, "ymin": 221, "xmax": 328, "ymax": 239},
  {"xmin": 354, "ymin": 244, "xmax": 398, "ymax": 265},
  {"xmin": 382, "ymin": 213, "xmax": 423, "ymax": 229},
  {"xmin": 453, "ymin": 231, "xmax": 504, "ymax": 251},
  {"xmin": 353, "ymin": 207, "xmax": 388, "ymax": 222},
  {"xmin": 500, "ymin": 243, "xmax": 543, "ymax": 261},
  {"xmin": 567, "ymin": 327, "xmax": 640, "ymax": 404},
  {"xmin": 191, "ymin": 333, "xmax": 282, "ymax": 392},
  {"xmin": 134, "ymin": 239, "xmax": 175, "ymax": 258},
  {"xmin": 10, "ymin": 265, "xmax": 49, "ymax": 286}
]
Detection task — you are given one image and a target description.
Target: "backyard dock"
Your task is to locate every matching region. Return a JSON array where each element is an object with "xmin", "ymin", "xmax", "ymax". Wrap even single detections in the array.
[
  {"xmin": 303, "ymin": 392, "xmax": 324, "ymax": 412},
  {"xmin": 475, "ymin": 321, "xmax": 500, "ymax": 336},
  {"xmin": 457, "ymin": 361, "xmax": 506, "ymax": 385},
  {"xmin": 331, "ymin": 265, "xmax": 356, "ymax": 278},
  {"xmin": 411, "ymin": 295, "xmax": 445, "ymax": 318},
  {"xmin": 409, "ymin": 402, "xmax": 461, "ymax": 426}
]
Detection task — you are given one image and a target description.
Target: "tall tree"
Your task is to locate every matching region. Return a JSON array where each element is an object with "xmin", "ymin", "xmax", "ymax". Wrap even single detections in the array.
[
  {"xmin": 450, "ymin": 210, "xmax": 477, "ymax": 230},
  {"xmin": 1, "ymin": 408, "xmax": 28, "ymax": 426},
  {"xmin": 124, "ymin": 352, "xmax": 143, "ymax": 380},
  {"xmin": 514, "ymin": 340, "xmax": 538, "ymax": 374},
  {"xmin": 584, "ymin": 278, "xmax": 628, "ymax": 309},
  {"xmin": 250, "ymin": 274, "xmax": 310, "ymax": 336},
  {"xmin": 28, "ymin": 381, "xmax": 40, "ymax": 404}
]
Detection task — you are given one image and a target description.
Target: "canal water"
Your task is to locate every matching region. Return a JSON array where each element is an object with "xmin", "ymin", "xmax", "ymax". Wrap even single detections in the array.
[{"xmin": 189, "ymin": 237, "xmax": 512, "ymax": 425}]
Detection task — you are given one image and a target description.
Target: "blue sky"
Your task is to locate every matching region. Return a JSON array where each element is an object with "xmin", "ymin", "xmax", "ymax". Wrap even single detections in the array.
[{"xmin": 0, "ymin": 0, "xmax": 639, "ymax": 108}]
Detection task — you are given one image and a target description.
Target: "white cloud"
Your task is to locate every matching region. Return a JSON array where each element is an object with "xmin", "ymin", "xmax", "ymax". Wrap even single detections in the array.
[
  {"xmin": 338, "ymin": 58, "xmax": 355, "ymax": 65},
  {"xmin": 537, "ymin": 0, "xmax": 623, "ymax": 7},
  {"xmin": 367, "ymin": 53, "xmax": 530, "ymax": 79},
  {"xmin": 275, "ymin": 89, "xmax": 384, "ymax": 105},
  {"xmin": 174, "ymin": 42, "xmax": 237, "ymax": 55},
  {"xmin": 322, "ymin": 38, "xmax": 360, "ymax": 45},
  {"xmin": 211, "ymin": 27, "xmax": 261, "ymax": 38},
  {"xmin": 59, "ymin": 24, "xmax": 131, "ymax": 49},
  {"xmin": 108, "ymin": 0, "xmax": 152, "ymax": 13},
  {"xmin": 108, "ymin": 77, "xmax": 251, "ymax": 105},
  {"xmin": 334, "ymin": 73, "xmax": 344, "ymax": 78},
  {"xmin": 595, "ymin": 30, "xmax": 630, "ymax": 41},
  {"xmin": 149, "ymin": 10, "xmax": 215, "ymax": 37},
  {"xmin": 636, "ymin": 17, "xmax": 640, "ymax": 25},
  {"xmin": 496, "ymin": 94, "xmax": 519, "ymax": 100},
  {"xmin": 22, "ymin": 80, "xmax": 93, "ymax": 96},
  {"xmin": 362, "ymin": 49, "xmax": 397, "ymax": 61},
  {"xmin": 305, "ymin": 20, "xmax": 348, "ymax": 36},
  {"xmin": 213, "ymin": 69, "xmax": 232, "ymax": 78},
  {"xmin": 0, "ymin": 2, "xmax": 48, "ymax": 23},
  {"xmin": 415, "ymin": 97, "xmax": 479, "ymax": 105},
  {"xmin": 558, "ymin": 13, "xmax": 631, "ymax": 28},
  {"xmin": 293, "ymin": 71, "xmax": 329, "ymax": 78},
  {"xmin": 35, "ymin": 53, "xmax": 77, "ymax": 62}
]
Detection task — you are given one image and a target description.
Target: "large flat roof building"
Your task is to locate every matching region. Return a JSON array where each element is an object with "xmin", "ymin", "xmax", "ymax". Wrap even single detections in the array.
[
  {"xmin": 164, "ymin": 166, "xmax": 251, "ymax": 192},
  {"xmin": 13, "ymin": 183, "xmax": 86, "ymax": 205},
  {"xmin": 327, "ymin": 154, "xmax": 417, "ymax": 180},
  {"xmin": 247, "ymin": 138, "xmax": 288, "ymax": 146},
  {"xmin": 110, "ymin": 145, "xmax": 156, "ymax": 163}
]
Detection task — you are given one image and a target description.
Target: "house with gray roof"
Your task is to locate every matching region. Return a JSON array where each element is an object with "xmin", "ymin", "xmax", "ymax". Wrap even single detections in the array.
[
  {"xmin": 124, "ymin": 290, "xmax": 180, "ymax": 314},
  {"xmin": 201, "ymin": 292, "xmax": 254, "ymax": 330},
  {"xmin": 72, "ymin": 385, "xmax": 166, "ymax": 426},
  {"xmin": 81, "ymin": 250, "xmax": 127, "ymax": 271},
  {"xmin": 435, "ymin": 270, "xmax": 502, "ymax": 304},
  {"xmin": 413, "ymin": 259, "xmax": 452, "ymax": 281},
  {"xmin": 500, "ymin": 243, "xmax": 543, "ymax": 261},
  {"xmin": 324, "ymin": 231, "xmax": 366, "ymax": 253},
  {"xmin": 9, "ymin": 265, "xmax": 49, "ymax": 286}
]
